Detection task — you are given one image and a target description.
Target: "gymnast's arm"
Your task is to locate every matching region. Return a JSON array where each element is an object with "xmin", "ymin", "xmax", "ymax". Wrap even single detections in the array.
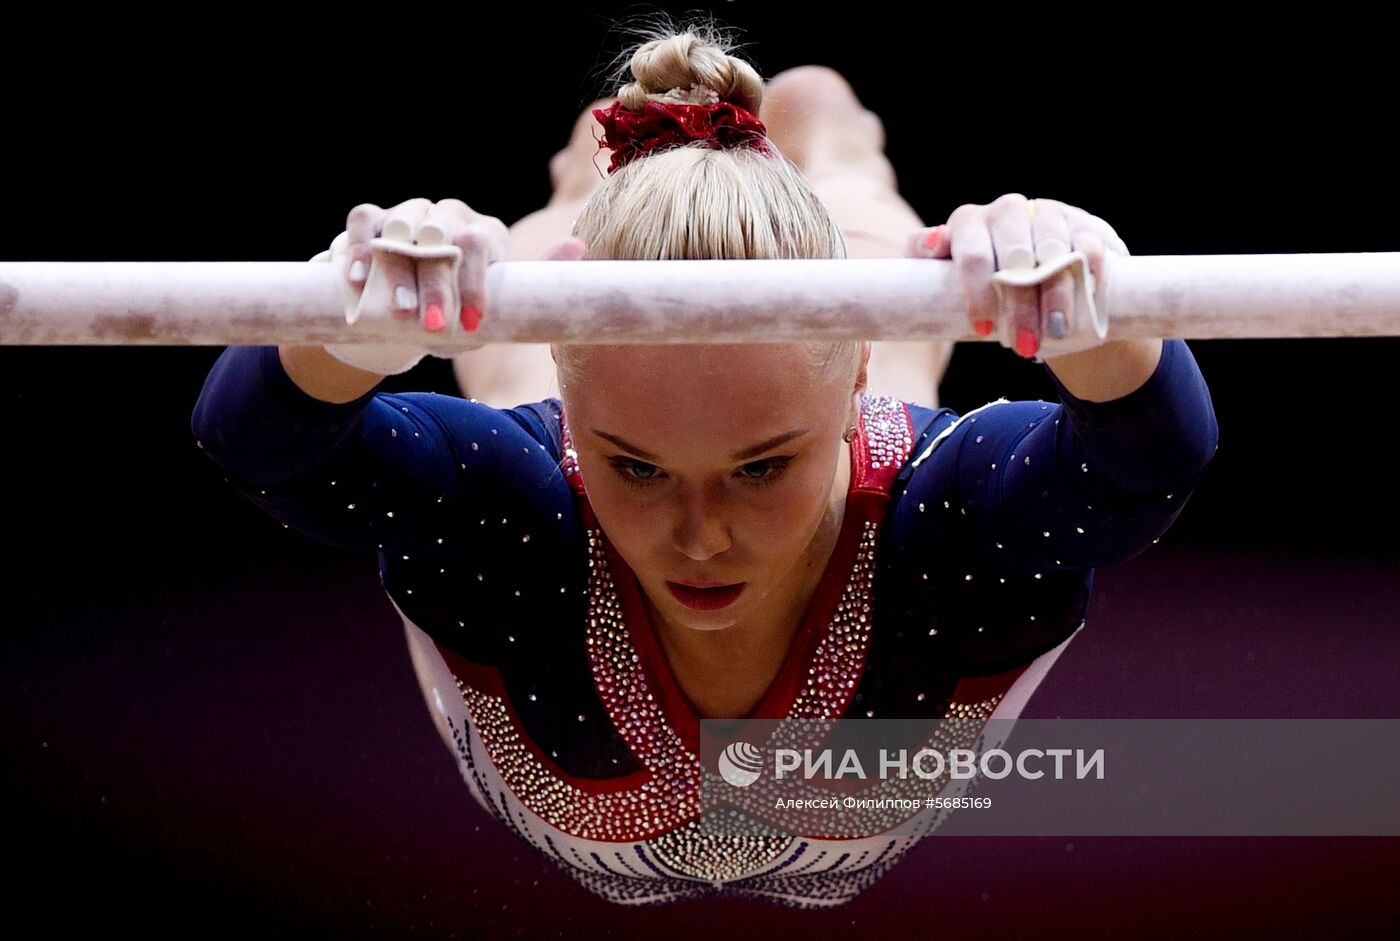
[
  {"xmin": 942, "ymin": 336, "xmax": 1219, "ymax": 571},
  {"xmin": 189, "ymin": 344, "xmax": 573, "ymax": 557},
  {"xmin": 278, "ymin": 343, "xmax": 384, "ymax": 404}
]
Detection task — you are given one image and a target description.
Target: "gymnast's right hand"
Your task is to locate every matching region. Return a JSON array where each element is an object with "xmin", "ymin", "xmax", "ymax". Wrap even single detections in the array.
[{"xmin": 316, "ymin": 197, "xmax": 587, "ymax": 374}]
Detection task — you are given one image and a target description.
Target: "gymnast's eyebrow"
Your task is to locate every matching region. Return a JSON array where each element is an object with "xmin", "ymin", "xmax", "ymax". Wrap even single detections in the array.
[{"xmin": 589, "ymin": 428, "xmax": 811, "ymax": 463}]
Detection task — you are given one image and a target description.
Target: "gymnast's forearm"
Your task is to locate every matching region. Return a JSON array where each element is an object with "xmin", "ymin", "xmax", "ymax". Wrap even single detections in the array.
[
  {"xmin": 279, "ymin": 345, "xmax": 386, "ymax": 404},
  {"xmin": 1042, "ymin": 339, "xmax": 1164, "ymax": 403}
]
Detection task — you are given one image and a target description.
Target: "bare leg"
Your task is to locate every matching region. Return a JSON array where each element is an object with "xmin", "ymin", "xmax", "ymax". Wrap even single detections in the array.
[
  {"xmin": 451, "ymin": 100, "xmax": 613, "ymax": 408},
  {"xmin": 759, "ymin": 66, "xmax": 953, "ymax": 408}
]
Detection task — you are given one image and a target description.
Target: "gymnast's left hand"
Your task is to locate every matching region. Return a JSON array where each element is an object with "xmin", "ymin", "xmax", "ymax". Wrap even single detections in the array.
[{"xmin": 905, "ymin": 193, "xmax": 1130, "ymax": 360}]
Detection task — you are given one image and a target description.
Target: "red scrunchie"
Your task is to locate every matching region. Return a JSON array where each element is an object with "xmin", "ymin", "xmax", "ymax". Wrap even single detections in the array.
[{"xmin": 591, "ymin": 99, "xmax": 774, "ymax": 174}]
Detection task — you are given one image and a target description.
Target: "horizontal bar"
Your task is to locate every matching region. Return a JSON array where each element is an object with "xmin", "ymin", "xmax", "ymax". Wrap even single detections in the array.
[{"xmin": 1, "ymin": 254, "xmax": 1398, "ymax": 346}]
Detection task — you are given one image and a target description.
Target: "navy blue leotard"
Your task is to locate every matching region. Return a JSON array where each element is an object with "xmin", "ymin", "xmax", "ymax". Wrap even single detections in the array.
[{"xmin": 191, "ymin": 339, "xmax": 1217, "ymax": 907}]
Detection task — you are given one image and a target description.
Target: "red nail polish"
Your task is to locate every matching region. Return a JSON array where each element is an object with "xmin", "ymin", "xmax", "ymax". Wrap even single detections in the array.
[
  {"xmin": 424, "ymin": 304, "xmax": 445, "ymax": 332},
  {"xmin": 974, "ymin": 319, "xmax": 993, "ymax": 336},
  {"xmin": 922, "ymin": 226, "xmax": 943, "ymax": 251},
  {"xmin": 461, "ymin": 305, "xmax": 481, "ymax": 331},
  {"xmin": 1016, "ymin": 328, "xmax": 1039, "ymax": 358}
]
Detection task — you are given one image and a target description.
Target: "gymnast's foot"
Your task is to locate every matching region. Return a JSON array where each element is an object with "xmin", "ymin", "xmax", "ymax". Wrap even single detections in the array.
[{"xmin": 758, "ymin": 66, "xmax": 896, "ymax": 189}]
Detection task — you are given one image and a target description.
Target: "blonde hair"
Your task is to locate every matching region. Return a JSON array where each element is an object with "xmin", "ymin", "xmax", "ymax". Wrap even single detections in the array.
[{"xmin": 552, "ymin": 15, "xmax": 864, "ymax": 392}]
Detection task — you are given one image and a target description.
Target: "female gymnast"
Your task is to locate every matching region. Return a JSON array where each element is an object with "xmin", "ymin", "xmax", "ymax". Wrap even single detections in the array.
[{"xmin": 190, "ymin": 24, "xmax": 1218, "ymax": 908}]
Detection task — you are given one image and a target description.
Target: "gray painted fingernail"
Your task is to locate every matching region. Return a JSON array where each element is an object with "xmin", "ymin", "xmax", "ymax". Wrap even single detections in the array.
[
  {"xmin": 1004, "ymin": 245, "xmax": 1035, "ymax": 270},
  {"xmin": 1048, "ymin": 310, "xmax": 1068, "ymax": 338},
  {"xmin": 394, "ymin": 286, "xmax": 417, "ymax": 310}
]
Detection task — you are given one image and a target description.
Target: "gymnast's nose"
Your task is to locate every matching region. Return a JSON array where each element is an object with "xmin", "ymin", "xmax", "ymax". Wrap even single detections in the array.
[{"xmin": 671, "ymin": 487, "xmax": 733, "ymax": 561}]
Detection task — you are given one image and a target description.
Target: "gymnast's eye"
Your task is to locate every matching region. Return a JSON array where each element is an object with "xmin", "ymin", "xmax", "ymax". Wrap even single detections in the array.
[
  {"xmin": 610, "ymin": 458, "xmax": 662, "ymax": 487},
  {"xmin": 735, "ymin": 459, "xmax": 791, "ymax": 487},
  {"xmin": 607, "ymin": 458, "xmax": 793, "ymax": 490}
]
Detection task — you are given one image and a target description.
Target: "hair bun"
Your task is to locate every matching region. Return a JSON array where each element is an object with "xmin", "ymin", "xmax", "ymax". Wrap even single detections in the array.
[
  {"xmin": 610, "ymin": 24, "xmax": 764, "ymax": 118},
  {"xmin": 665, "ymin": 83, "xmax": 721, "ymax": 106}
]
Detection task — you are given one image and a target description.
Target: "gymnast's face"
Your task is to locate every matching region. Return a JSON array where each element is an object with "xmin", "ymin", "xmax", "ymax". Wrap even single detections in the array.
[{"xmin": 556, "ymin": 343, "xmax": 864, "ymax": 634}]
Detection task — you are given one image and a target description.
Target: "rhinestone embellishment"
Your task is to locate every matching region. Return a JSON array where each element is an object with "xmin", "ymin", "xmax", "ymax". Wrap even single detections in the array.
[{"xmin": 445, "ymin": 392, "xmax": 1006, "ymax": 873}]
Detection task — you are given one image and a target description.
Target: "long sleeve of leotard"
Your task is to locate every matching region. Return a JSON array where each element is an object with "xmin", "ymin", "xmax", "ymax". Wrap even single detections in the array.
[
  {"xmin": 899, "ymin": 338, "xmax": 1218, "ymax": 572},
  {"xmin": 190, "ymin": 345, "xmax": 575, "ymax": 559}
]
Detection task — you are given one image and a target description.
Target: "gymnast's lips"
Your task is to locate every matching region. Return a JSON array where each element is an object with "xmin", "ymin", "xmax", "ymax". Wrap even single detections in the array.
[{"xmin": 666, "ymin": 580, "xmax": 747, "ymax": 611}]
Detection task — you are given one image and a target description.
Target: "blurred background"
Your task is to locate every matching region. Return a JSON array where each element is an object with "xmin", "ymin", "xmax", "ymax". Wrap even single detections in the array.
[{"xmin": 3, "ymin": 3, "xmax": 1397, "ymax": 937}]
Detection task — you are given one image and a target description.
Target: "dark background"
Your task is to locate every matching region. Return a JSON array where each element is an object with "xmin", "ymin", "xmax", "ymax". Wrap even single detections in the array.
[{"xmin": 3, "ymin": 4, "xmax": 1398, "ymax": 938}]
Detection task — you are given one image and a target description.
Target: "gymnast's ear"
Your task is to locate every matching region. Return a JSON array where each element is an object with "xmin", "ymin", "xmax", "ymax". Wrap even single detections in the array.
[{"xmin": 854, "ymin": 341, "xmax": 871, "ymax": 395}]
